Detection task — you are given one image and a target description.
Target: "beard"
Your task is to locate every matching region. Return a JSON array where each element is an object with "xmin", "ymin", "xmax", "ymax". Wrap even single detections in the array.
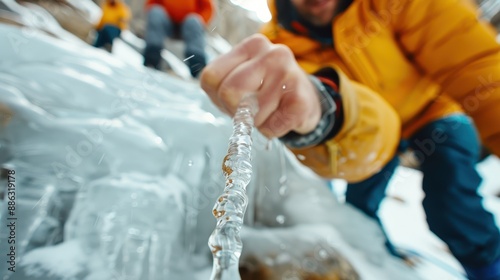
[
  {"xmin": 301, "ymin": 11, "xmax": 334, "ymax": 27},
  {"xmin": 298, "ymin": 0, "xmax": 353, "ymax": 27}
]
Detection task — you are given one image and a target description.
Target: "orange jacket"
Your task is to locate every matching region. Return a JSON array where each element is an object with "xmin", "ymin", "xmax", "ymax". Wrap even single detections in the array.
[
  {"xmin": 289, "ymin": 69, "xmax": 401, "ymax": 183},
  {"xmin": 262, "ymin": 0, "xmax": 500, "ymax": 180},
  {"xmin": 96, "ymin": 0, "xmax": 130, "ymax": 31},
  {"xmin": 146, "ymin": 0, "xmax": 214, "ymax": 25}
]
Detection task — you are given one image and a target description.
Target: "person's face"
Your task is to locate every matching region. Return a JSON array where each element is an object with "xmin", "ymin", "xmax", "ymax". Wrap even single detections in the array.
[{"xmin": 290, "ymin": 0, "xmax": 338, "ymax": 27}]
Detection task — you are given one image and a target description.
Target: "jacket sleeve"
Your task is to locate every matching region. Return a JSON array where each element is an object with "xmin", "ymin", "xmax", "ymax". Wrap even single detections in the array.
[
  {"xmin": 288, "ymin": 68, "xmax": 401, "ymax": 183},
  {"xmin": 261, "ymin": 1, "xmax": 400, "ymax": 183},
  {"xmin": 197, "ymin": 0, "xmax": 214, "ymax": 25},
  {"xmin": 393, "ymin": 0, "xmax": 500, "ymax": 156}
]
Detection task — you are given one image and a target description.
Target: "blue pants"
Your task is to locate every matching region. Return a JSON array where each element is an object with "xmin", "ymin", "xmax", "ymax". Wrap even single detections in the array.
[
  {"xmin": 94, "ymin": 25, "xmax": 121, "ymax": 50},
  {"xmin": 143, "ymin": 5, "xmax": 206, "ymax": 77},
  {"xmin": 346, "ymin": 115, "xmax": 500, "ymax": 269}
]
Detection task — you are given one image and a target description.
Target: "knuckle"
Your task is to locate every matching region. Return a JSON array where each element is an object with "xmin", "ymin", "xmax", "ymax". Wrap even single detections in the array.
[
  {"xmin": 247, "ymin": 33, "xmax": 270, "ymax": 46},
  {"xmin": 241, "ymin": 34, "xmax": 270, "ymax": 53}
]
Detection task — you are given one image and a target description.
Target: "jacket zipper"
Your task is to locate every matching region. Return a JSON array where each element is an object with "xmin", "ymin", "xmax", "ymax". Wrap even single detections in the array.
[{"xmin": 326, "ymin": 140, "xmax": 339, "ymax": 176}]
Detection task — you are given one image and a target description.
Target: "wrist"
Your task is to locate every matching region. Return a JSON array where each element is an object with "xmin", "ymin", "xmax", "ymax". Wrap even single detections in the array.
[{"xmin": 280, "ymin": 75, "xmax": 341, "ymax": 149}]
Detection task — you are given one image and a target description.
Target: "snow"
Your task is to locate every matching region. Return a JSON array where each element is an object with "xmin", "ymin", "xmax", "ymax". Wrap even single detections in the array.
[
  {"xmin": 331, "ymin": 155, "xmax": 500, "ymax": 279},
  {"xmin": 20, "ymin": 240, "xmax": 87, "ymax": 279},
  {"xmin": 1, "ymin": 4, "xmax": 500, "ymax": 280}
]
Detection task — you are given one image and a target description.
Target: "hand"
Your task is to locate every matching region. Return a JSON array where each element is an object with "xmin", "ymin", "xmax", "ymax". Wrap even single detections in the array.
[{"xmin": 200, "ymin": 34, "xmax": 322, "ymax": 138}]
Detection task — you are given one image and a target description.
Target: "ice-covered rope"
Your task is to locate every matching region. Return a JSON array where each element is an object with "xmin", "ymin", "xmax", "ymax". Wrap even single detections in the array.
[{"xmin": 208, "ymin": 94, "xmax": 258, "ymax": 280}]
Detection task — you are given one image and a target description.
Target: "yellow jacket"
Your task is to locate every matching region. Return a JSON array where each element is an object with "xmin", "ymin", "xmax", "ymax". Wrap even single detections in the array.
[
  {"xmin": 262, "ymin": 0, "xmax": 500, "ymax": 182},
  {"xmin": 96, "ymin": 0, "xmax": 131, "ymax": 31}
]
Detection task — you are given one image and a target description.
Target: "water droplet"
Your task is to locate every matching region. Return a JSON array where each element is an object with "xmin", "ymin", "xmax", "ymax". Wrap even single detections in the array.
[
  {"xmin": 279, "ymin": 186, "xmax": 288, "ymax": 196},
  {"xmin": 276, "ymin": 215, "xmax": 286, "ymax": 225},
  {"xmin": 155, "ymin": 137, "xmax": 163, "ymax": 144},
  {"xmin": 367, "ymin": 152, "xmax": 377, "ymax": 161},
  {"xmin": 279, "ymin": 175, "xmax": 287, "ymax": 185},
  {"xmin": 187, "ymin": 160, "xmax": 193, "ymax": 167},
  {"xmin": 318, "ymin": 249, "xmax": 328, "ymax": 259},
  {"xmin": 282, "ymin": 84, "xmax": 287, "ymax": 90},
  {"xmin": 297, "ymin": 154, "xmax": 306, "ymax": 161}
]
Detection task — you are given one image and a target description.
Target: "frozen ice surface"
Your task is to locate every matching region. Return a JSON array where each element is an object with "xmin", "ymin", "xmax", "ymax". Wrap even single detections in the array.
[
  {"xmin": 0, "ymin": 22, "xmax": 230, "ymax": 280},
  {"xmin": 65, "ymin": 173, "xmax": 190, "ymax": 280},
  {"xmin": 17, "ymin": 240, "xmax": 87, "ymax": 280}
]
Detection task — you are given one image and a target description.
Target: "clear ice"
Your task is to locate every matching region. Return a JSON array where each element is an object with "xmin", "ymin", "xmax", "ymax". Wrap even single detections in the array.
[{"xmin": 208, "ymin": 95, "xmax": 258, "ymax": 280}]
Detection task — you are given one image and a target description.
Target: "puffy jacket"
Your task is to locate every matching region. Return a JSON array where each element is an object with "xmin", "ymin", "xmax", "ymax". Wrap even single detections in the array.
[
  {"xmin": 262, "ymin": 0, "xmax": 500, "ymax": 181},
  {"xmin": 96, "ymin": 0, "xmax": 130, "ymax": 31},
  {"xmin": 146, "ymin": 0, "xmax": 214, "ymax": 25}
]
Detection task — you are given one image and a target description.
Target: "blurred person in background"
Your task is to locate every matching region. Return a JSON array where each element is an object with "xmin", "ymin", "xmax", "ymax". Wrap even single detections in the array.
[
  {"xmin": 143, "ymin": 0, "xmax": 214, "ymax": 78},
  {"xmin": 201, "ymin": 0, "xmax": 500, "ymax": 279},
  {"xmin": 93, "ymin": 0, "xmax": 131, "ymax": 52}
]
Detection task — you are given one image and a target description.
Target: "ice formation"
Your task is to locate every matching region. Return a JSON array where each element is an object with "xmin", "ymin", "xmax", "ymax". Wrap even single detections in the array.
[
  {"xmin": 0, "ymin": 8, "xmax": 424, "ymax": 280},
  {"xmin": 209, "ymin": 95, "xmax": 257, "ymax": 280}
]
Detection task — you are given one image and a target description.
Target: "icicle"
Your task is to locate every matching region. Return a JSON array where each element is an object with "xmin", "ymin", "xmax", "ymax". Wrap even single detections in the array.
[{"xmin": 208, "ymin": 94, "xmax": 258, "ymax": 280}]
